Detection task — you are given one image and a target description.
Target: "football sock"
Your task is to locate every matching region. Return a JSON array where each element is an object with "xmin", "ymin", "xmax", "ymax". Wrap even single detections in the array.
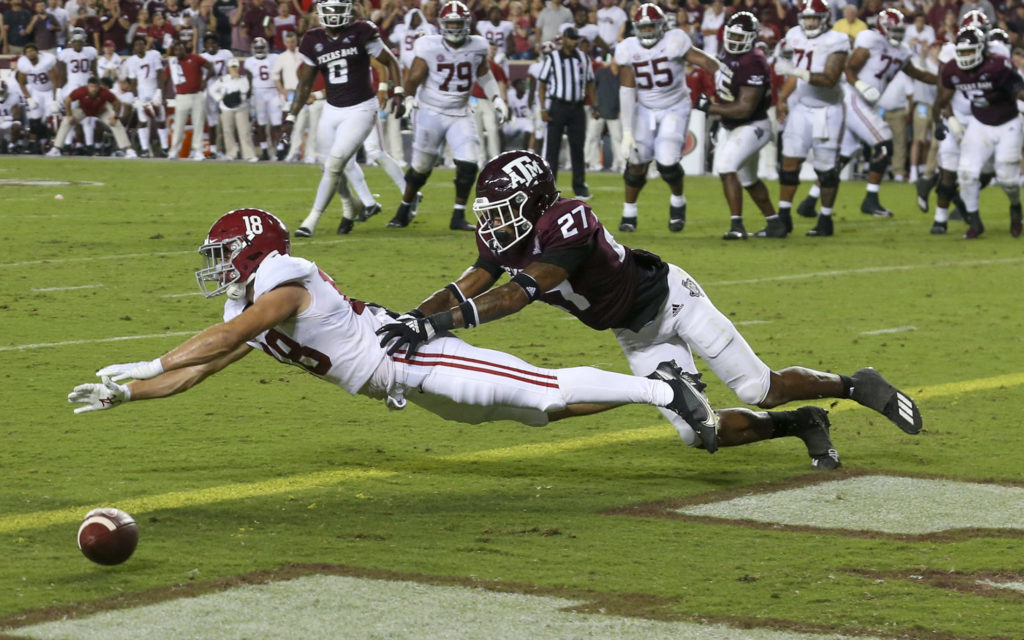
[
  {"xmin": 156, "ymin": 128, "xmax": 168, "ymax": 148},
  {"xmin": 935, "ymin": 206, "xmax": 949, "ymax": 223},
  {"xmin": 779, "ymin": 200, "xmax": 791, "ymax": 211},
  {"xmin": 299, "ymin": 208, "xmax": 325, "ymax": 232},
  {"xmin": 866, "ymin": 183, "xmax": 881, "ymax": 194},
  {"xmin": 344, "ymin": 161, "xmax": 376, "ymax": 207},
  {"xmin": 807, "ymin": 184, "xmax": 821, "ymax": 200},
  {"xmin": 312, "ymin": 170, "xmax": 341, "ymax": 215},
  {"xmin": 821, "ymin": 206, "xmax": 834, "ymax": 217},
  {"xmin": 670, "ymin": 193, "xmax": 686, "ymax": 208},
  {"xmin": 839, "ymin": 374, "xmax": 854, "ymax": 399},
  {"xmin": 622, "ymin": 202, "xmax": 638, "ymax": 218},
  {"xmin": 139, "ymin": 127, "xmax": 150, "ymax": 151}
]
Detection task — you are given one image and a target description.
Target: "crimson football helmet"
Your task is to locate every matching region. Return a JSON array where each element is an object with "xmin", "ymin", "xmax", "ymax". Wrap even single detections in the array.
[
  {"xmin": 473, "ymin": 150, "xmax": 559, "ymax": 254},
  {"xmin": 988, "ymin": 27, "xmax": 1011, "ymax": 46},
  {"xmin": 632, "ymin": 3, "xmax": 666, "ymax": 48},
  {"xmin": 252, "ymin": 37, "xmax": 269, "ymax": 59},
  {"xmin": 960, "ymin": 9, "xmax": 990, "ymax": 34},
  {"xmin": 317, "ymin": 0, "xmax": 355, "ymax": 28},
  {"xmin": 439, "ymin": 1, "xmax": 472, "ymax": 45},
  {"xmin": 723, "ymin": 11, "xmax": 759, "ymax": 55},
  {"xmin": 955, "ymin": 26, "xmax": 986, "ymax": 70},
  {"xmin": 797, "ymin": 0, "xmax": 831, "ymax": 39},
  {"xmin": 196, "ymin": 209, "xmax": 290, "ymax": 299},
  {"xmin": 876, "ymin": 8, "xmax": 906, "ymax": 47}
]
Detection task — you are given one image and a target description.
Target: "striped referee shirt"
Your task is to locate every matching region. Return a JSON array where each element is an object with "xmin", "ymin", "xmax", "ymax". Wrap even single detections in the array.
[{"xmin": 537, "ymin": 49, "xmax": 594, "ymax": 104}]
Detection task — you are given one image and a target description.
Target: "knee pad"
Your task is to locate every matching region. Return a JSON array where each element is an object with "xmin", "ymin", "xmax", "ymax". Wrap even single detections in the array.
[
  {"xmin": 868, "ymin": 141, "xmax": 893, "ymax": 174},
  {"xmin": 815, "ymin": 168, "xmax": 840, "ymax": 188},
  {"xmin": 656, "ymin": 161, "xmax": 684, "ymax": 184},
  {"xmin": 404, "ymin": 168, "xmax": 430, "ymax": 192},
  {"xmin": 935, "ymin": 181, "xmax": 958, "ymax": 203},
  {"xmin": 324, "ymin": 155, "xmax": 344, "ymax": 176},
  {"xmin": 453, "ymin": 160, "xmax": 478, "ymax": 199},
  {"xmin": 779, "ymin": 169, "xmax": 800, "ymax": 186},
  {"xmin": 996, "ymin": 162, "xmax": 1020, "ymax": 187},
  {"xmin": 623, "ymin": 165, "xmax": 648, "ymax": 189}
]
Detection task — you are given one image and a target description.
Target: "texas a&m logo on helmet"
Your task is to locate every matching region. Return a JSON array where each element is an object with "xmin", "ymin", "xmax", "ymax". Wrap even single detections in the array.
[{"xmin": 473, "ymin": 151, "xmax": 559, "ymax": 254}]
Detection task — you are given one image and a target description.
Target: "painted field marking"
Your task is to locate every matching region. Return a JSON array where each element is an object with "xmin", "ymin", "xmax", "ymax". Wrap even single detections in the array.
[
  {"xmin": 161, "ymin": 292, "xmax": 202, "ymax": 298},
  {"xmin": 31, "ymin": 284, "xmax": 104, "ymax": 292},
  {"xmin": 860, "ymin": 326, "xmax": 917, "ymax": 335},
  {"xmin": 0, "ymin": 331, "xmax": 197, "ymax": 352}
]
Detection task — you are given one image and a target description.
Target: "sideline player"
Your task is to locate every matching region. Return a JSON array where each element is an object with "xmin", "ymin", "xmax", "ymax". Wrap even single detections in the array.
[
  {"xmin": 124, "ymin": 37, "xmax": 169, "ymax": 156},
  {"xmin": 200, "ymin": 34, "xmax": 234, "ymax": 159},
  {"xmin": 376, "ymin": 150, "xmax": 924, "ymax": 466},
  {"xmin": 16, "ymin": 44, "xmax": 58, "ymax": 153},
  {"xmin": 933, "ymin": 26, "xmax": 1024, "ymax": 239},
  {"xmin": 0, "ymin": 82, "xmax": 26, "ymax": 153},
  {"xmin": 698, "ymin": 11, "xmax": 777, "ymax": 239},
  {"xmin": 384, "ymin": 1, "xmax": 509, "ymax": 232},
  {"xmin": 57, "ymin": 28, "xmax": 98, "ymax": 103},
  {"xmin": 772, "ymin": 0, "xmax": 849, "ymax": 237},
  {"xmin": 285, "ymin": 0, "xmax": 404, "ymax": 238},
  {"xmin": 68, "ymin": 209, "xmax": 726, "ymax": 445},
  {"xmin": 48, "ymin": 76, "xmax": 136, "ymax": 157},
  {"xmin": 615, "ymin": 3, "xmax": 730, "ymax": 233},
  {"xmin": 796, "ymin": 8, "xmax": 936, "ymax": 220},
  {"xmin": 244, "ymin": 37, "xmax": 282, "ymax": 161}
]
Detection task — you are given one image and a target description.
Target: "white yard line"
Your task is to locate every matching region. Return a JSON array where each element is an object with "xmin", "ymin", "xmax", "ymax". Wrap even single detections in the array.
[
  {"xmin": 860, "ymin": 326, "xmax": 917, "ymax": 335},
  {"xmin": 0, "ymin": 331, "xmax": 197, "ymax": 352},
  {"xmin": 31, "ymin": 284, "xmax": 104, "ymax": 292},
  {"xmin": 707, "ymin": 256, "xmax": 1024, "ymax": 286}
]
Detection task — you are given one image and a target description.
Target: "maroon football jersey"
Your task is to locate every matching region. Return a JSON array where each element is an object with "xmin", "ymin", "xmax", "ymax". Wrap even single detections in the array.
[
  {"xmin": 941, "ymin": 55, "xmax": 1023, "ymax": 126},
  {"xmin": 718, "ymin": 47, "xmax": 771, "ymax": 129},
  {"xmin": 475, "ymin": 198, "xmax": 669, "ymax": 332},
  {"xmin": 298, "ymin": 22, "xmax": 382, "ymax": 108}
]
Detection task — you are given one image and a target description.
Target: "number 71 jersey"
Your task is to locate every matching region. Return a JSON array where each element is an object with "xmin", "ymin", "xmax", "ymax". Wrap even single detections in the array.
[
  {"xmin": 614, "ymin": 29, "xmax": 693, "ymax": 110},
  {"xmin": 414, "ymin": 34, "xmax": 490, "ymax": 116},
  {"xmin": 783, "ymin": 26, "xmax": 850, "ymax": 107}
]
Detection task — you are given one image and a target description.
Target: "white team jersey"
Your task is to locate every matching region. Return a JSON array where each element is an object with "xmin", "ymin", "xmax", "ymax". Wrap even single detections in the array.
[
  {"xmin": 938, "ymin": 40, "xmax": 1011, "ymax": 122},
  {"xmin": 391, "ymin": 23, "xmax": 438, "ymax": 70},
  {"xmin": 125, "ymin": 50, "xmax": 165, "ymax": 96},
  {"xmin": 0, "ymin": 84, "xmax": 25, "ymax": 119},
  {"xmin": 783, "ymin": 26, "xmax": 850, "ymax": 107},
  {"xmin": 476, "ymin": 20, "xmax": 514, "ymax": 49},
  {"xmin": 244, "ymin": 54, "xmax": 279, "ymax": 91},
  {"xmin": 201, "ymin": 49, "xmax": 234, "ymax": 81},
  {"xmin": 97, "ymin": 53, "xmax": 125, "ymax": 81},
  {"xmin": 17, "ymin": 53, "xmax": 58, "ymax": 92},
  {"xmin": 614, "ymin": 29, "xmax": 692, "ymax": 110},
  {"xmin": 414, "ymin": 34, "xmax": 489, "ymax": 116},
  {"xmin": 508, "ymin": 89, "xmax": 530, "ymax": 120},
  {"xmin": 58, "ymin": 46, "xmax": 98, "ymax": 92},
  {"xmin": 223, "ymin": 254, "xmax": 385, "ymax": 395},
  {"xmin": 850, "ymin": 29, "xmax": 910, "ymax": 94}
]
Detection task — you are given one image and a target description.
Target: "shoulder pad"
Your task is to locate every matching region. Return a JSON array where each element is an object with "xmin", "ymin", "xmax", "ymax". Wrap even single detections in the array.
[{"xmin": 253, "ymin": 254, "xmax": 316, "ymax": 300}]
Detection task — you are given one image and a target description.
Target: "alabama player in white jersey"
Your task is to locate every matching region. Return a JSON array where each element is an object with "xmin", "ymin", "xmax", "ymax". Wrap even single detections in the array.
[
  {"xmin": 16, "ymin": 44, "xmax": 58, "ymax": 151},
  {"xmin": 773, "ymin": 0, "xmax": 849, "ymax": 237},
  {"xmin": 797, "ymin": 8, "xmax": 937, "ymax": 220},
  {"xmin": 201, "ymin": 34, "xmax": 234, "ymax": 158},
  {"xmin": 244, "ymin": 38, "xmax": 283, "ymax": 160},
  {"xmin": 57, "ymin": 28, "xmax": 99, "ymax": 101},
  {"xmin": 476, "ymin": 5, "xmax": 514, "ymax": 52},
  {"xmin": 615, "ymin": 3, "xmax": 729, "ymax": 233},
  {"xmin": 124, "ymin": 37, "xmax": 169, "ymax": 156},
  {"xmin": 388, "ymin": 8, "xmax": 436, "ymax": 163},
  {"xmin": 503, "ymin": 77, "xmax": 532, "ymax": 149},
  {"xmin": 69, "ymin": 209, "xmax": 715, "ymax": 446},
  {"xmin": 386, "ymin": 1, "xmax": 509, "ymax": 231},
  {"xmin": 0, "ymin": 82, "xmax": 26, "ymax": 153}
]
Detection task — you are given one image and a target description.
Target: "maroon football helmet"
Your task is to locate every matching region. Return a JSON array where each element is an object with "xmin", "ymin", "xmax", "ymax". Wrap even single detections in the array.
[
  {"xmin": 960, "ymin": 9, "xmax": 990, "ymax": 34},
  {"xmin": 876, "ymin": 8, "xmax": 906, "ymax": 47},
  {"xmin": 196, "ymin": 209, "xmax": 290, "ymax": 298},
  {"xmin": 632, "ymin": 3, "xmax": 666, "ymax": 48},
  {"xmin": 797, "ymin": 0, "xmax": 831, "ymax": 38},
  {"xmin": 317, "ymin": 0, "xmax": 355, "ymax": 28},
  {"xmin": 439, "ymin": 1, "xmax": 472, "ymax": 45},
  {"xmin": 473, "ymin": 151, "xmax": 559, "ymax": 253},
  {"xmin": 724, "ymin": 11, "xmax": 759, "ymax": 55},
  {"xmin": 955, "ymin": 26, "xmax": 986, "ymax": 70}
]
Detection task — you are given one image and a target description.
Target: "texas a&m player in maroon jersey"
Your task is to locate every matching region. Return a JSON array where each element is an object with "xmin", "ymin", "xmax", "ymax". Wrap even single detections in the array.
[
  {"xmin": 286, "ymin": 0, "xmax": 404, "ymax": 238},
  {"xmin": 376, "ymin": 150, "xmax": 925, "ymax": 468},
  {"xmin": 697, "ymin": 11, "xmax": 777, "ymax": 240},
  {"xmin": 933, "ymin": 26, "xmax": 1024, "ymax": 238}
]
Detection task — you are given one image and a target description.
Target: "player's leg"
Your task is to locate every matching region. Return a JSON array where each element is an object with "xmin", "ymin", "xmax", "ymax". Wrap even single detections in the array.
[
  {"xmin": 447, "ymin": 114, "xmax": 481, "ymax": 230},
  {"xmin": 776, "ymin": 105, "xmax": 813, "ymax": 234},
  {"xmin": 714, "ymin": 126, "xmax": 746, "ymax": 238},
  {"xmin": 190, "ymin": 93, "xmax": 207, "ymax": 159},
  {"xmin": 388, "ymin": 109, "xmax": 441, "ymax": 228},
  {"xmin": 342, "ymin": 156, "xmax": 377, "ymax": 228},
  {"xmin": 584, "ymin": 115, "xmax": 604, "ymax": 170},
  {"xmin": 957, "ymin": 120, "xmax": 989, "ymax": 238},
  {"xmin": 993, "ymin": 118, "xmax": 1023, "ymax": 237},
  {"xmin": 152, "ymin": 92, "xmax": 169, "ymax": 153},
  {"xmin": 620, "ymin": 104, "xmax": 654, "ymax": 232},
  {"xmin": 653, "ymin": 103, "xmax": 689, "ymax": 231},
  {"xmin": 805, "ymin": 104, "xmax": 845, "ymax": 237},
  {"xmin": 363, "ymin": 117, "xmax": 409, "ymax": 195}
]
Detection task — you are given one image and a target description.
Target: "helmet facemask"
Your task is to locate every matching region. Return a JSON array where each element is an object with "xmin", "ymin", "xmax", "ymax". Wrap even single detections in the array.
[
  {"xmin": 474, "ymin": 191, "xmax": 533, "ymax": 253},
  {"xmin": 955, "ymin": 27, "xmax": 985, "ymax": 70},
  {"xmin": 196, "ymin": 236, "xmax": 249, "ymax": 299},
  {"xmin": 635, "ymin": 20, "xmax": 663, "ymax": 48},
  {"xmin": 723, "ymin": 16, "xmax": 757, "ymax": 54},
  {"xmin": 318, "ymin": 0, "xmax": 354, "ymax": 28},
  {"xmin": 885, "ymin": 25, "xmax": 905, "ymax": 46},
  {"xmin": 441, "ymin": 17, "xmax": 469, "ymax": 44}
]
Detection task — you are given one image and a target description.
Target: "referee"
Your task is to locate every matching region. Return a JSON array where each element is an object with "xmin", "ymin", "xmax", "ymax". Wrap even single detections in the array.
[{"xmin": 537, "ymin": 27, "xmax": 599, "ymax": 200}]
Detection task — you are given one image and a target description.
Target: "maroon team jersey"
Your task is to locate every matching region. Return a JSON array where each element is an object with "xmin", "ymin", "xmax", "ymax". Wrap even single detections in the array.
[
  {"xmin": 718, "ymin": 47, "xmax": 771, "ymax": 129},
  {"xmin": 941, "ymin": 56, "xmax": 1023, "ymax": 126},
  {"xmin": 299, "ymin": 22, "xmax": 382, "ymax": 108},
  {"xmin": 474, "ymin": 198, "xmax": 669, "ymax": 332}
]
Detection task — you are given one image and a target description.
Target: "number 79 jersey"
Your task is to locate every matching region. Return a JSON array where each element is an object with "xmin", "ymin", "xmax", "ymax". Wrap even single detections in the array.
[
  {"xmin": 614, "ymin": 29, "xmax": 693, "ymax": 110},
  {"xmin": 783, "ymin": 26, "xmax": 850, "ymax": 107},
  {"xmin": 414, "ymin": 34, "xmax": 490, "ymax": 116}
]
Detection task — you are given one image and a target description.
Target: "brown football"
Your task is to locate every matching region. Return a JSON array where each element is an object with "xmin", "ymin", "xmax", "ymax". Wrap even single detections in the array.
[{"xmin": 77, "ymin": 508, "xmax": 139, "ymax": 565}]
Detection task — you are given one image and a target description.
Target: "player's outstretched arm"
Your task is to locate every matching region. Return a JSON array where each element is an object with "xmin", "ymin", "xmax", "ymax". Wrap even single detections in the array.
[
  {"xmin": 703, "ymin": 85, "xmax": 764, "ymax": 120},
  {"xmin": 902, "ymin": 60, "xmax": 937, "ymax": 85},
  {"xmin": 413, "ymin": 266, "xmax": 498, "ymax": 317}
]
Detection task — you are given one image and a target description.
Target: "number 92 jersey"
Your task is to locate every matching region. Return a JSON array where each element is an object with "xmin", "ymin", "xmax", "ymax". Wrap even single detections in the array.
[
  {"xmin": 414, "ymin": 34, "xmax": 490, "ymax": 116},
  {"xmin": 783, "ymin": 26, "xmax": 850, "ymax": 107},
  {"xmin": 299, "ymin": 22, "xmax": 384, "ymax": 108},
  {"xmin": 614, "ymin": 29, "xmax": 693, "ymax": 110}
]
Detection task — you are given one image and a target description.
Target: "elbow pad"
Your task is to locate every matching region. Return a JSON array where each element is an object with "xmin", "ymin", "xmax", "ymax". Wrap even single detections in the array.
[{"xmin": 511, "ymin": 271, "xmax": 542, "ymax": 302}]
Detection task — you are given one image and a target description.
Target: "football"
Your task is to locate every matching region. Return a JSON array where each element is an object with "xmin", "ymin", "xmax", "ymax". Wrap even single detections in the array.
[{"xmin": 77, "ymin": 508, "xmax": 139, "ymax": 565}]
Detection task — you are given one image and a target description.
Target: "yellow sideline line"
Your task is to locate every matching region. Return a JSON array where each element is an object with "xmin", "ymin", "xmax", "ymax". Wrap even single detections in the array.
[{"xmin": 3, "ymin": 371, "xmax": 1023, "ymax": 535}]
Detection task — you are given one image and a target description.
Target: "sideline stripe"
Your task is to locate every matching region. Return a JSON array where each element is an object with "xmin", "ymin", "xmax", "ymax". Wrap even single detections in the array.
[
  {"xmin": 0, "ymin": 331, "xmax": 197, "ymax": 352},
  {"xmin": 707, "ymin": 257, "xmax": 1024, "ymax": 286},
  {"xmin": 3, "ymin": 371, "xmax": 1023, "ymax": 535}
]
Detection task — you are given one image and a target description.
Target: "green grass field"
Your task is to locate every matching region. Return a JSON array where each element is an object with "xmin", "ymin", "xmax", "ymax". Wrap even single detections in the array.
[{"xmin": 2, "ymin": 157, "xmax": 1023, "ymax": 639}]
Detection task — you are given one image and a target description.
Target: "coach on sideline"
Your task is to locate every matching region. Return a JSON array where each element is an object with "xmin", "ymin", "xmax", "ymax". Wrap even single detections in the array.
[
  {"xmin": 536, "ymin": 27, "xmax": 599, "ymax": 200},
  {"xmin": 167, "ymin": 41, "xmax": 215, "ymax": 161}
]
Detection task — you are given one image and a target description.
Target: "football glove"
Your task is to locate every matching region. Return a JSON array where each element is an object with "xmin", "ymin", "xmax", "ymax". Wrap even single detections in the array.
[
  {"xmin": 696, "ymin": 94, "xmax": 711, "ymax": 113},
  {"xmin": 947, "ymin": 116, "xmax": 965, "ymax": 142},
  {"xmin": 402, "ymin": 94, "xmax": 417, "ymax": 116},
  {"xmin": 68, "ymin": 376, "xmax": 130, "ymax": 414},
  {"xmin": 620, "ymin": 129, "xmax": 635, "ymax": 162},
  {"xmin": 493, "ymin": 97, "xmax": 509, "ymax": 124},
  {"xmin": 933, "ymin": 119, "xmax": 947, "ymax": 141},
  {"xmin": 773, "ymin": 57, "xmax": 810, "ymax": 82},
  {"xmin": 375, "ymin": 313, "xmax": 438, "ymax": 357},
  {"xmin": 96, "ymin": 358, "xmax": 164, "ymax": 382},
  {"xmin": 279, "ymin": 113, "xmax": 295, "ymax": 148},
  {"xmin": 854, "ymin": 79, "xmax": 881, "ymax": 104},
  {"xmin": 26, "ymin": 97, "xmax": 39, "ymax": 112}
]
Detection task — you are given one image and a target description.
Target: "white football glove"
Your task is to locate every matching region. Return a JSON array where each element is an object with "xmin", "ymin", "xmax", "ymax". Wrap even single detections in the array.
[
  {"xmin": 26, "ymin": 97, "xmax": 39, "ymax": 112},
  {"xmin": 621, "ymin": 129, "xmax": 635, "ymax": 162},
  {"xmin": 133, "ymin": 98, "xmax": 145, "ymax": 111},
  {"xmin": 773, "ymin": 57, "xmax": 810, "ymax": 82},
  {"xmin": 402, "ymin": 94, "xmax": 417, "ymax": 115},
  {"xmin": 96, "ymin": 358, "xmax": 164, "ymax": 382},
  {"xmin": 854, "ymin": 79, "xmax": 881, "ymax": 104},
  {"xmin": 68, "ymin": 376, "xmax": 131, "ymax": 414},
  {"xmin": 493, "ymin": 97, "xmax": 509, "ymax": 125},
  {"xmin": 947, "ymin": 116, "xmax": 965, "ymax": 142}
]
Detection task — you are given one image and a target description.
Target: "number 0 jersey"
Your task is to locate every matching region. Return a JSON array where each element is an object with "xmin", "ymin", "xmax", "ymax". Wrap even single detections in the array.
[
  {"xmin": 783, "ymin": 26, "xmax": 850, "ymax": 107},
  {"xmin": 299, "ymin": 22, "xmax": 384, "ymax": 108},
  {"xmin": 223, "ymin": 254, "xmax": 385, "ymax": 395},
  {"xmin": 414, "ymin": 34, "xmax": 490, "ymax": 116},
  {"xmin": 614, "ymin": 29, "xmax": 693, "ymax": 110}
]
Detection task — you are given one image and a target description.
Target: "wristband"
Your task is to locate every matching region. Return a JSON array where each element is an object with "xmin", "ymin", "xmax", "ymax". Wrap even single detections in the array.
[
  {"xmin": 406, "ymin": 308, "xmax": 426, "ymax": 319},
  {"xmin": 444, "ymin": 282, "xmax": 467, "ymax": 303},
  {"xmin": 458, "ymin": 299, "xmax": 481, "ymax": 328},
  {"xmin": 378, "ymin": 82, "xmax": 389, "ymax": 92},
  {"xmin": 428, "ymin": 310, "xmax": 456, "ymax": 332},
  {"xmin": 394, "ymin": 86, "xmax": 404, "ymax": 95},
  {"xmin": 285, "ymin": 112, "xmax": 296, "ymax": 123},
  {"xmin": 510, "ymin": 271, "xmax": 541, "ymax": 302}
]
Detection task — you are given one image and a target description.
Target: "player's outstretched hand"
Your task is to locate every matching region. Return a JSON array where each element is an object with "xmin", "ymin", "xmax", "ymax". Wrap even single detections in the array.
[
  {"xmin": 96, "ymin": 359, "xmax": 164, "ymax": 382},
  {"xmin": 493, "ymin": 97, "xmax": 509, "ymax": 124},
  {"xmin": 933, "ymin": 119, "xmax": 947, "ymax": 141},
  {"xmin": 376, "ymin": 314, "xmax": 438, "ymax": 357},
  {"xmin": 68, "ymin": 376, "xmax": 130, "ymax": 414}
]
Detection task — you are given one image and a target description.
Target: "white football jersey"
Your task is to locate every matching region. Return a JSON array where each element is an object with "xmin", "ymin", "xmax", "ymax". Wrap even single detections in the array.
[
  {"xmin": 244, "ymin": 54, "xmax": 279, "ymax": 91},
  {"xmin": 17, "ymin": 53, "xmax": 58, "ymax": 92},
  {"xmin": 0, "ymin": 83, "xmax": 25, "ymax": 119},
  {"xmin": 413, "ymin": 35, "xmax": 490, "ymax": 116},
  {"xmin": 508, "ymin": 88, "xmax": 530, "ymax": 119},
  {"xmin": 201, "ymin": 49, "xmax": 234, "ymax": 80},
  {"xmin": 476, "ymin": 20, "xmax": 514, "ymax": 49},
  {"xmin": 783, "ymin": 26, "xmax": 850, "ymax": 107},
  {"xmin": 614, "ymin": 29, "xmax": 692, "ymax": 110},
  {"xmin": 96, "ymin": 53, "xmax": 124, "ymax": 81},
  {"xmin": 850, "ymin": 29, "xmax": 910, "ymax": 94},
  {"xmin": 58, "ymin": 46, "xmax": 98, "ymax": 92},
  {"xmin": 125, "ymin": 50, "xmax": 165, "ymax": 97},
  {"xmin": 391, "ymin": 23, "xmax": 439, "ymax": 70},
  {"xmin": 223, "ymin": 254, "xmax": 385, "ymax": 395}
]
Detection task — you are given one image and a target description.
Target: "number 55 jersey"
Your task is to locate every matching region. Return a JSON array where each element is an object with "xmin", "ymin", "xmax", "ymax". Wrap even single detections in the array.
[{"xmin": 614, "ymin": 28, "xmax": 692, "ymax": 110}]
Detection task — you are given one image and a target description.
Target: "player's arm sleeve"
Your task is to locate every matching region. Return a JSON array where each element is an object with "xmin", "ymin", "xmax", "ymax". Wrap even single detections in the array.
[
  {"xmin": 535, "ymin": 241, "xmax": 593, "ymax": 274},
  {"xmin": 472, "ymin": 257, "xmax": 505, "ymax": 279}
]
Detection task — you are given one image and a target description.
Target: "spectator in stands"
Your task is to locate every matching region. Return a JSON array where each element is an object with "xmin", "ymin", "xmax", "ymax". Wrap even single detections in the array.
[
  {"xmin": 595, "ymin": 0, "xmax": 626, "ymax": 48},
  {"xmin": 833, "ymin": 3, "xmax": 867, "ymax": 41},
  {"xmin": 212, "ymin": 0, "xmax": 233, "ymax": 49},
  {"xmin": 146, "ymin": 9, "xmax": 176, "ymax": 51},
  {"xmin": 271, "ymin": 0, "xmax": 297, "ymax": 51},
  {"xmin": 561, "ymin": 6, "xmax": 601, "ymax": 48},
  {"xmin": 126, "ymin": 8, "xmax": 150, "ymax": 46},
  {"xmin": 211, "ymin": 56, "xmax": 258, "ymax": 161},
  {"xmin": 679, "ymin": 0, "xmax": 703, "ymax": 41},
  {"xmin": 959, "ymin": 0, "xmax": 996, "ymax": 24},
  {"xmin": 99, "ymin": 0, "xmax": 130, "ymax": 52},
  {"xmin": 46, "ymin": 0, "xmax": 70, "ymax": 47},
  {"xmin": 192, "ymin": 1, "xmax": 217, "ymax": 50},
  {"xmin": 905, "ymin": 12, "xmax": 935, "ymax": 57},
  {"xmin": 699, "ymin": 0, "xmax": 724, "ymax": 58},
  {"xmin": 228, "ymin": 0, "xmax": 251, "ymax": 54},
  {"xmin": 928, "ymin": 0, "xmax": 955, "ymax": 32},
  {"xmin": 858, "ymin": 0, "xmax": 884, "ymax": 26},
  {"xmin": 937, "ymin": 10, "xmax": 957, "ymax": 43},
  {"xmin": 509, "ymin": 1, "xmax": 534, "ymax": 59},
  {"xmin": 23, "ymin": 0, "xmax": 58, "ymax": 52},
  {"xmin": 536, "ymin": 0, "xmax": 571, "ymax": 44}
]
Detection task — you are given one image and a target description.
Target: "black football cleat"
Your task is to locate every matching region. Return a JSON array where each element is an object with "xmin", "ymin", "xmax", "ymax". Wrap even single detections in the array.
[
  {"xmin": 648, "ymin": 361, "xmax": 719, "ymax": 453},
  {"xmin": 779, "ymin": 208, "xmax": 793, "ymax": 233},
  {"xmin": 619, "ymin": 216, "xmax": 637, "ymax": 232},
  {"xmin": 753, "ymin": 217, "xmax": 788, "ymax": 238},
  {"xmin": 929, "ymin": 221, "xmax": 948, "ymax": 235},
  {"xmin": 806, "ymin": 214, "xmax": 834, "ymax": 237},
  {"xmin": 450, "ymin": 213, "xmax": 475, "ymax": 231},
  {"xmin": 722, "ymin": 219, "xmax": 747, "ymax": 240},
  {"xmin": 295, "ymin": 226, "xmax": 313, "ymax": 238},
  {"xmin": 668, "ymin": 203, "xmax": 686, "ymax": 232},
  {"xmin": 861, "ymin": 193, "xmax": 894, "ymax": 218},
  {"xmin": 849, "ymin": 367, "xmax": 922, "ymax": 435},
  {"xmin": 950, "ymin": 194, "xmax": 966, "ymax": 221},
  {"xmin": 916, "ymin": 174, "xmax": 936, "ymax": 212},
  {"xmin": 336, "ymin": 218, "xmax": 354, "ymax": 235},
  {"xmin": 387, "ymin": 203, "xmax": 412, "ymax": 228},
  {"xmin": 796, "ymin": 195, "xmax": 819, "ymax": 218},
  {"xmin": 1010, "ymin": 204, "xmax": 1022, "ymax": 238},
  {"xmin": 791, "ymin": 407, "xmax": 841, "ymax": 471},
  {"xmin": 962, "ymin": 211, "xmax": 984, "ymax": 239},
  {"xmin": 357, "ymin": 202, "xmax": 382, "ymax": 222}
]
